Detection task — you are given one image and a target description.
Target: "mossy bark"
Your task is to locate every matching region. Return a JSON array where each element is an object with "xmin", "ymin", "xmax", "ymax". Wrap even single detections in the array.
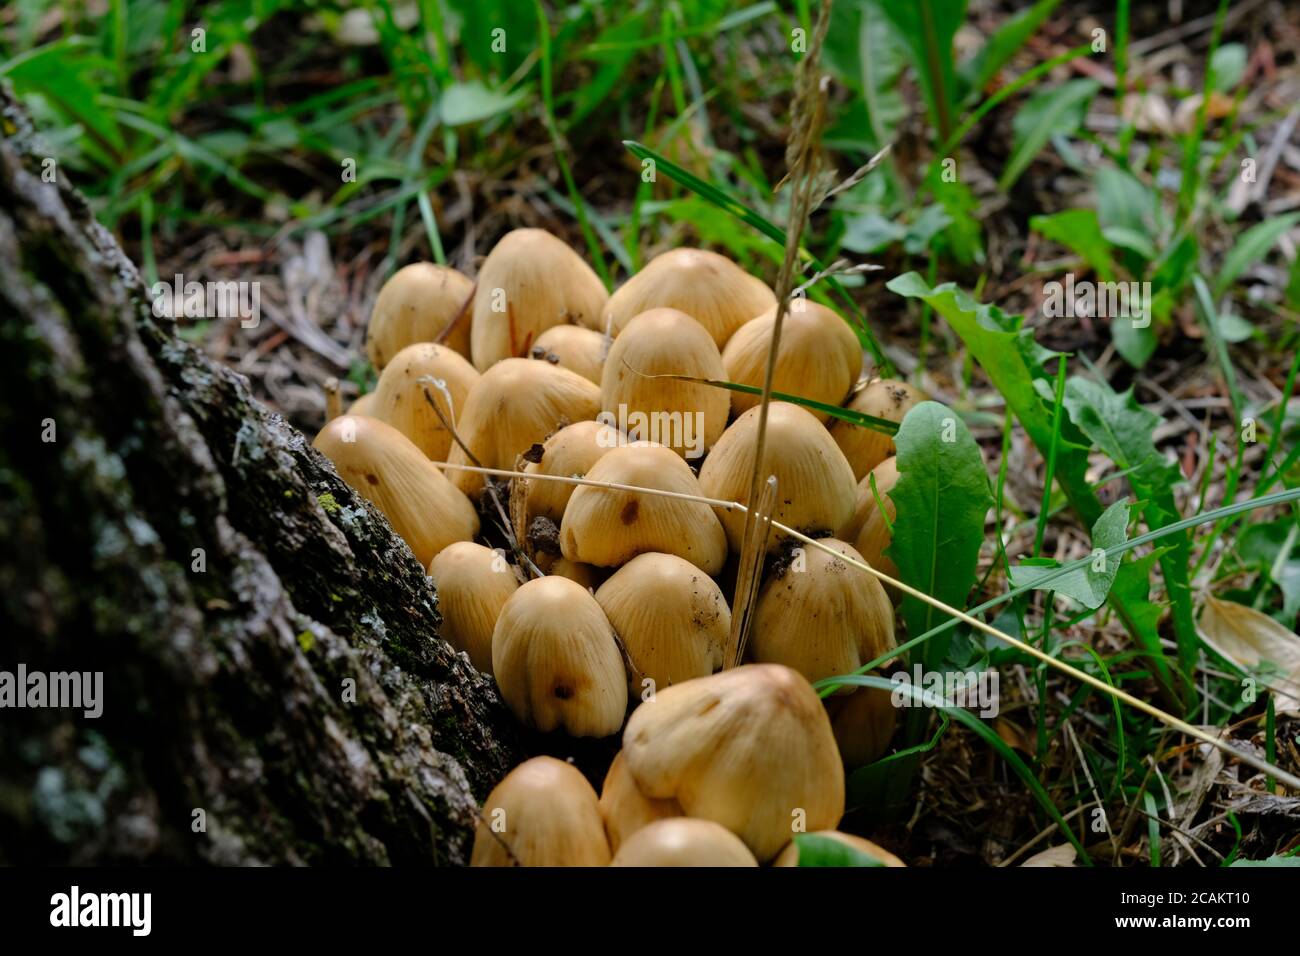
[{"xmin": 0, "ymin": 85, "xmax": 520, "ymax": 865}]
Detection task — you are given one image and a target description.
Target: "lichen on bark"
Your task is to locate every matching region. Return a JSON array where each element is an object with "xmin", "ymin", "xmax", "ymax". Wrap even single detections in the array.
[{"xmin": 0, "ymin": 82, "xmax": 520, "ymax": 866}]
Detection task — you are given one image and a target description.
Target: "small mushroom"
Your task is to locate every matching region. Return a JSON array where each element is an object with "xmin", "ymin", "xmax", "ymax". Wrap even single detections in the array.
[
  {"xmin": 599, "ymin": 308, "xmax": 729, "ymax": 460},
  {"xmin": 531, "ymin": 324, "xmax": 607, "ymax": 384},
  {"xmin": 852, "ymin": 459, "xmax": 900, "ymax": 592},
  {"xmin": 825, "ymin": 684, "xmax": 897, "ymax": 768},
  {"xmin": 595, "ymin": 552, "xmax": 729, "ymax": 698},
  {"xmin": 749, "ymin": 539, "xmax": 895, "ymax": 689},
  {"xmin": 772, "ymin": 830, "xmax": 906, "ymax": 867},
  {"xmin": 312, "ymin": 414, "xmax": 478, "ymax": 566},
  {"xmin": 347, "ymin": 392, "xmax": 377, "ymax": 416},
  {"xmin": 427, "ymin": 541, "xmax": 519, "ymax": 674},
  {"xmin": 491, "ymin": 576, "xmax": 628, "ymax": 737},
  {"xmin": 366, "ymin": 262, "xmax": 474, "ymax": 368},
  {"xmin": 598, "ymin": 750, "xmax": 682, "ymax": 852},
  {"xmin": 621, "ymin": 663, "xmax": 845, "ymax": 861},
  {"xmin": 600, "ymin": 248, "xmax": 776, "ymax": 347},
  {"xmin": 838, "ymin": 456, "xmax": 899, "ymax": 543},
  {"xmin": 471, "ymin": 756, "xmax": 611, "ymax": 866},
  {"xmin": 470, "ymin": 229, "xmax": 608, "ymax": 370},
  {"xmin": 722, "ymin": 301, "xmax": 862, "ymax": 419},
  {"xmin": 535, "ymin": 555, "xmax": 603, "ymax": 590},
  {"xmin": 610, "ymin": 818, "xmax": 758, "ymax": 867},
  {"xmin": 560, "ymin": 443, "xmax": 727, "ymax": 574},
  {"xmin": 445, "ymin": 358, "xmax": 601, "ymax": 497},
  {"xmin": 829, "ymin": 379, "xmax": 923, "ymax": 480},
  {"xmin": 516, "ymin": 419, "xmax": 619, "ymax": 528},
  {"xmin": 370, "ymin": 342, "xmax": 479, "ymax": 461},
  {"xmin": 697, "ymin": 402, "xmax": 856, "ymax": 552}
]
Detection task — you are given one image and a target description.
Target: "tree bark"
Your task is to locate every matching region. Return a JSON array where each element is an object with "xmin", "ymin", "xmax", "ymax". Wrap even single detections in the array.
[{"xmin": 0, "ymin": 84, "xmax": 521, "ymax": 865}]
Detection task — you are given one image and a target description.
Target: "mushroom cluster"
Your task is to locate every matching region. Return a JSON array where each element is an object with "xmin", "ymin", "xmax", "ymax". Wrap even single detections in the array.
[{"xmin": 316, "ymin": 228, "xmax": 921, "ymax": 866}]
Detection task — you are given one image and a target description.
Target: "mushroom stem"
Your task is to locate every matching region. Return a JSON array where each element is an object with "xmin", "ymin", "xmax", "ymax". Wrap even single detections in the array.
[
  {"xmin": 434, "ymin": 459, "xmax": 1300, "ymax": 793},
  {"xmin": 323, "ymin": 376, "xmax": 343, "ymax": 422}
]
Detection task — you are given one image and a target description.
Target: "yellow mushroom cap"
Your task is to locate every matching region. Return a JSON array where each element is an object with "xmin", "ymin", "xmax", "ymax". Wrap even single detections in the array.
[
  {"xmin": 598, "ymin": 750, "xmax": 682, "ymax": 852},
  {"xmin": 560, "ymin": 442, "xmax": 728, "ymax": 574},
  {"xmin": 532, "ymin": 324, "xmax": 608, "ymax": 385},
  {"xmin": 825, "ymin": 684, "xmax": 897, "ymax": 768},
  {"xmin": 839, "ymin": 456, "xmax": 899, "ymax": 541},
  {"xmin": 599, "ymin": 308, "xmax": 729, "ymax": 461},
  {"xmin": 366, "ymin": 262, "xmax": 473, "ymax": 368},
  {"xmin": 347, "ymin": 392, "xmax": 378, "ymax": 417},
  {"xmin": 601, "ymin": 248, "xmax": 776, "ymax": 347},
  {"xmin": 370, "ymin": 342, "xmax": 479, "ymax": 461},
  {"xmin": 611, "ymin": 818, "xmax": 759, "ymax": 867},
  {"xmin": 445, "ymin": 358, "xmax": 601, "ymax": 497},
  {"xmin": 722, "ymin": 301, "xmax": 863, "ymax": 419},
  {"xmin": 471, "ymin": 756, "xmax": 611, "ymax": 866},
  {"xmin": 847, "ymin": 455, "xmax": 900, "ymax": 599},
  {"xmin": 491, "ymin": 576, "xmax": 628, "ymax": 737},
  {"xmin": 535, "ymin": 555, "xmax": 603, "ymax": 590},
  {"xmin": 697, "ymin": 402, "xmax": 856, "ymax": 552},
  {"xmin": 621, "ymin": 663, "xmax": 845, "ymax": 861},
  {"xmin": 595, "ymin": 552, "xmax": 729, "ymax": 698},
  {"xmin": 772, "ymin": 830, "xmax": 906, "ymax": 867},
  {"xmin": 750, "ymin": 539, "xmax": 895, "ymax": 689},
  {"xmin": 427, "ymin": 541, "xmax": 519, "ymax": 674},
  {"xmin": 829, "ymin": 379, "xmax": 923, "ymax": 480},
  {"xmin": 312, "ymin": 414, "xmax": 479, "ymax": 566},
  {"xmin": 470, "ymin": 228, "xmax": 608, "ymax": 370},
  {"xmin": 516, "ymin": 419, "xmax": 619, "ymax": 527}
]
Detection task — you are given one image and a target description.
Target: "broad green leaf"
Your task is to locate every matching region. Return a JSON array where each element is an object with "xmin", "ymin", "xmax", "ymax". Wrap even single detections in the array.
[
  {"xmin": 1095, "ymin": 166, "xmax": 1160, "ymax": 249},
  {"xmin": 999, "ymin": 79, "xmax": 1098, "ymax": 191},
  {"xmin": 1062, "ymin": 377, "xmax": 1198, "ymax": 671},
  {"xmin": 1102, "ymin": 225, "xmax": 1156, "ymax": 262},
  {"xmin": 1111, "ymin": 314, "xmax": 1158, "ymax": 369},
  {"xmin": 793, "ymin": 833, "xmax": 887, "ymax": 867},
  {"xmin": 1210, "ymin": 43, "xmax": 1248, "ymax": 92},
  {"xmin": 1214, "ymin": 213, "xmax": 1300, "ymax": 297},
  {"xmin": 959, "ymin": 0, "xmax": 1062, "ymax": 100},
  {"xmin": 823, "ymin": 0, "xmax": 906, "ymax": 152},
  {"xmin": 1030, "ymin": 209, "xmax": 1116, "ymax": 281},
  {"xmin": 887, "ymin": 401, "xmax": 993, "ymax": 667},
  {"xmin": 925, "ymin": 163, "xmax": 983, "ymax": 265},
  {"xmin": 841, "ymin": 212, "xmax": 907, "ymax": 254},
  {"xmin": 1011, "ymin": 500, "xmax": 1130, "ymax": 608},
  {"xmin": 877, "ymin": 0, "xmax": 967, "ymax": 140},
  {"xmin": 439, "ymin": 81, "xmax": 527, "ymax": 126},
  {"xmin": 887, "ymin": 274, "xmax": 1186, "ymax": 691}
]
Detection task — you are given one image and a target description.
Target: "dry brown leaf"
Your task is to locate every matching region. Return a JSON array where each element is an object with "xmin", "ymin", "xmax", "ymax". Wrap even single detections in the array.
[
  {"xmin": 1172, "ymin": 91, "xmax": 1237, "ymax": 134},
  {"xmin": 1021, "ymin": 844, "xmax": 1077, "ymax": 867},
  {"xmin": 1121, "ymin": 92, "xmax": 1175, "ymax": 135},
  {"xmin": 1198, "ymin": 596, "xmax": 1300, "ymax": 714}
]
